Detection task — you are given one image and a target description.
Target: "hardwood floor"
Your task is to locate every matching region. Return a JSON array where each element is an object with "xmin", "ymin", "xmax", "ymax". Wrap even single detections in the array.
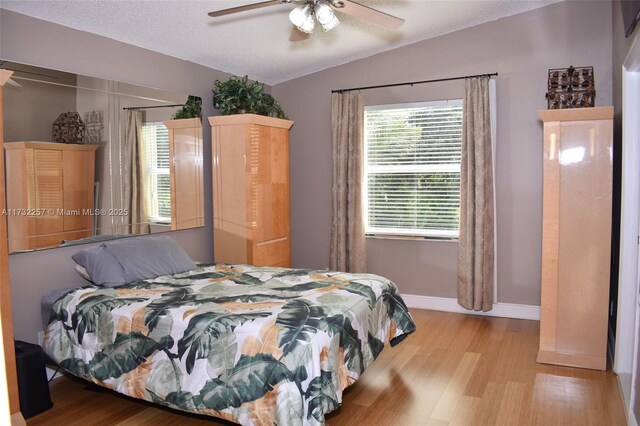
[{"xmin": 27, "ymin": 309, "xmax": 626, "ymax": 425}]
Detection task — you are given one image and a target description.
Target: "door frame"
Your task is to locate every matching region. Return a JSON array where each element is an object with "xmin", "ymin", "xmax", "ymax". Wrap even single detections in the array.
[{"xmin": 615, "ymin": 29, "xmax": 640, "ymax": 425}]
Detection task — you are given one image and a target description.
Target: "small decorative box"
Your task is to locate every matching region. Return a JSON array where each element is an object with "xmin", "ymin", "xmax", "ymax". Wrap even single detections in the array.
[
  {"xmin": 546, "ymin": 66, "xmax": 595, "ymax": 109},
  {"xmin": 52, "ymin": 112, "xmax": 86, "ymax": 144}
]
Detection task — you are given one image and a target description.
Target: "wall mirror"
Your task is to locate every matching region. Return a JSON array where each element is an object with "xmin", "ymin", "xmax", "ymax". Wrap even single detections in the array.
[{"xmin": 1, "ymin": 60, "xmax": 205, "ymax": 253}]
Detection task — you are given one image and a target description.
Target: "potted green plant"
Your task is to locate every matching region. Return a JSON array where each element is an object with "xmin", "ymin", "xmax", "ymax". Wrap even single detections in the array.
[
  {"xmin": 172, "ymin": 95, "xmax": 202, "ymax": 119},
  {"xmin": 212, "ymin": 75, "xmax": 287, "ymax": 119}
]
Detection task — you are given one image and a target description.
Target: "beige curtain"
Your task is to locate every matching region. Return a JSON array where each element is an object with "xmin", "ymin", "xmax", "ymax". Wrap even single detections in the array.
[
  {"xmin": 123, "ymin": 110, "xmax": 150, "ymax": 235},
  {"xmin": 329, "ymin": 92, "xmax": 367, "ymax": 273},
  {"xmin": 458, "ymin": 77, "xmax": 495, "ymax": 311}
]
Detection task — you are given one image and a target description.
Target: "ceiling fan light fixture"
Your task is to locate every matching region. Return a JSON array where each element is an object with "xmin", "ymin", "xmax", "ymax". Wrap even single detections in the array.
[
  {"xmin": 316, "ymin": 3, "xmax": 339, "ymax": 31},
  {"xmin": 288, "ymin": 5, "xmax": 306, "ymax": 27},
  {"xmin": 289, "ymin": 4, "xmax": 315, "ymax": 33},
  {"xmin": 209, "ymin": 0, "xmax": 405, "ymax": 40}
]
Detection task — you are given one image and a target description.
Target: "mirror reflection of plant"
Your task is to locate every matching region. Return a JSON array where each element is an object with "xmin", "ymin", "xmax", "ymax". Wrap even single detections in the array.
[
  {"xmin": 212, "ymin": 75, "xmax": 287, "ymax": 119},
  {"xmin": 172, "ymin": 96, "xmax": 202, "ymax": 120}
]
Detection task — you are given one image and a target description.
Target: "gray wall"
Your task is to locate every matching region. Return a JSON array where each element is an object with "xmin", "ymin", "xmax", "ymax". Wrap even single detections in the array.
[
  {"xmin": 272, "ymin": 0, "xmax": 614, "ymax": 305},
  {"xmin": 4, "ymin": 66, "xmax": 78, "ymax": 142},
  {"xmin": 613, "ymin": 0, "xmax": 636, "ymax": 113},
  {"xmin": 0, "ymin": 9, "xmax": 234, "ymax": 342}
]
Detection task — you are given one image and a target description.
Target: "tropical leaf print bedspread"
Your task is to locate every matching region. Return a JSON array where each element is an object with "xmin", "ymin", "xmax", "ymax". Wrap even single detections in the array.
[{"xmin": 44, "ymin": 263, "xmax": 416, "ymax": 425}]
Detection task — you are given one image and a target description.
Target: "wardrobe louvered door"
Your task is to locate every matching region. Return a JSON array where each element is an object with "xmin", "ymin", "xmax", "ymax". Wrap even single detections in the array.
[
  {"xmin": 34, "ymin": 149, "xmax": 63, "ymax": 247},
  {"xmin": 4, "ymin": 142, "xmax": 98, "ymax": 251}
]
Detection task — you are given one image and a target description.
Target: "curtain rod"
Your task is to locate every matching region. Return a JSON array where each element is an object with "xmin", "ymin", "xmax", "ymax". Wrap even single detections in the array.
[
  {"xmin": 331, "ymin": 72, "xmax": 498, "ymax": 94},
  {"xmin": 122, "ymin": 103, "xmax": 184, "ymax": 111}
]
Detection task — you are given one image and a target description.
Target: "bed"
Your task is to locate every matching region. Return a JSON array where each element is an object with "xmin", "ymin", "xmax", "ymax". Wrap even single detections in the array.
[{"xmin": 43, "ymin": 259, "xmax": 416, "ymax": 425}]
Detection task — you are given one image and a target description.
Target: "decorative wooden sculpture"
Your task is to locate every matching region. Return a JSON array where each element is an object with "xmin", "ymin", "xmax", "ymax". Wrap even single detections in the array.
[{"xmin": 546, "ymin": 65, "xmax": 595, "ymax": 109}]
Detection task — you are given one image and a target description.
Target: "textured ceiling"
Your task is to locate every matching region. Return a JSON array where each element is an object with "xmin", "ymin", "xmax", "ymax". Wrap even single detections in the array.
[{"xmin": 1, "ymin": 0, "xmax": 561, "ymax": 85}]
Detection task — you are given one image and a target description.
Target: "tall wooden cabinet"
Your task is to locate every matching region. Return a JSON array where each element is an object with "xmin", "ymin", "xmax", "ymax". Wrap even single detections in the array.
[
  {"xmin": 209, "ymin": 114, "xmax": 294, "ymax": 267},
  {"xmin": 537, "ymin": 107, "xmax": 613, "ymax": 371},
  {"xmin": 163, "ymin": 118, "xmax": 204, "ymax": 231},
  {"xmin": 4, "ymin": 141, "xmax": 98, "ymax": 251},
  {"xmin": 0, "ymin": 70, "xmax": 26, "ymax": 424}
]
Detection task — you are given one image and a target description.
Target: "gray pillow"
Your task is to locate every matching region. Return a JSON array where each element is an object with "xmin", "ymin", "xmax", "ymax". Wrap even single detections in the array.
[
  {"xmin": 103, "ymin": 236, "xmax": 197, "ymax": 284},
  {"xmin": 72, "ymin": 244, "xmax": 127, "ymax": 287}
]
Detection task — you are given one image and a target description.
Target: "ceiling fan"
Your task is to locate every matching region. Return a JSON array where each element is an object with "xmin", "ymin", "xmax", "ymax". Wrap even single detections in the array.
[
  {"xmin": 208, "ymin": 0, "xmax": 405, "ymax": 41},
  {"xmin": 0, "ymin": 70, "xmax": 22, "ymax": 88},
  {"xmin": 0, "ymin": 61, "xmax": 55, "ymax": 88}
]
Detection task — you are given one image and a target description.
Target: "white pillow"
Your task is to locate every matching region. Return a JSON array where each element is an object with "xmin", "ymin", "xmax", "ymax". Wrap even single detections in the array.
[{"xmin": 75, "ymin": 263, "xmax": 92, "ymax": 282}]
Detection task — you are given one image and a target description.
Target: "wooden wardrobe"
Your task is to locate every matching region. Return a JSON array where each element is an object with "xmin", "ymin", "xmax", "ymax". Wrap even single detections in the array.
[
  {"xmin": 209, "ymin": 114, "xmax": 294, "ymax": 267},
  {"xmin": 4, "ymin": 141, "xmax": 98, "ymax": 251},
  {"xmin": 163, "ymin": 118, "xmax": 204, "ymax": 231},
  {"xmin": 537, "ymin": 107, "xmax": 613, "ymax": 370},
  {"xmin": 0, "ymin": 70, "xmax": 26, "ymax": 424}
]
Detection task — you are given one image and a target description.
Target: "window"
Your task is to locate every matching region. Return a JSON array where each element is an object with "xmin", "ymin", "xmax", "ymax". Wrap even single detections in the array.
[
  {"xmin": 364, "ymin": 99, "xmax": 463, "ymax": 238},
  {"xmin": 141, "ymin": 122, "xmax": 171, "ymax": 222}
]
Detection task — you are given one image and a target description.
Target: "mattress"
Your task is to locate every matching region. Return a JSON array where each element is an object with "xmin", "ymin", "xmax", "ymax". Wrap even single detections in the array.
[{"xmin": 43, "ymin": 263, "xmax": 416, "ymax": 425}]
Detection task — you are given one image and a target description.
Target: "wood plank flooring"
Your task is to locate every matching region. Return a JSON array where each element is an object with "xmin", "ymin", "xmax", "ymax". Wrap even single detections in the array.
[{"xmin": 27, "ymin": 309, "xmax": 626, "ymax": 425}]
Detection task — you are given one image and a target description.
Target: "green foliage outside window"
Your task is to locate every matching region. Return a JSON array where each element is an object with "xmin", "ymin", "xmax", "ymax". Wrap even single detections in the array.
[{"xmin": 366, "ymin": 103, "xmax": 462, "ymax": 237}]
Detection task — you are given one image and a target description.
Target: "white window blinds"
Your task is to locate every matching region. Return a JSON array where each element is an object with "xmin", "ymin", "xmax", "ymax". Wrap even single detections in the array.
[
  {"xmin": 364, "ymin": 99, "xmax": 462, "ymax": 238},
  {"xmin": 141, "ymin": 122, "xmax": 171, "ymax": 221}
]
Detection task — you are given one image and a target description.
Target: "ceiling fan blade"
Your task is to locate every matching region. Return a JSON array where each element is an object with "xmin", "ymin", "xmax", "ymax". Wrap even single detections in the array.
[
  {"xmin": 0, "ymin": 70, "xmax": 13, "ymax": 87},
  {"xmin": 7, "ymin": 78, "xmax": 22, "ymax": 88},
  {"xmin": 289, "ymin": 26, "xmax": 311, "ymax": 42},
  {"xmin": 334, "ymin": 0, "xmax": 404, "ymax": 30},
  {"xmin": 208, "ymin": 0, "xmax": 285, "ymax": 17}
]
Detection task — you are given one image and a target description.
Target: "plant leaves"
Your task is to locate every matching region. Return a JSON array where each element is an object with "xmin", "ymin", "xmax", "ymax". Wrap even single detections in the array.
[
  {"xmin": 206, "ymin": 333, "xmax": 238, "ymax": 374},
  {"xmin": 60, "ymin": 357, "xmax": 89, "ymax": 377},
  {"xmin": 178, "ymin": 311, "xmax": 270, "ymax": 374},
  {"xmin": 186, "ymin": 271, "xmax": 232, "ymax": 281},
  {"xmin": 324, "ymin": 314, "xmax": 363, "ymax": 373},
  {"xmin": 305, "ymin": 370, "xmax": 340, "ymax": 422},
  {"xmin": 48, "ymin": 289, "xmax": 79, "ymax": 325},
  {"xmin": 144, "ymin": 288, "xmax": 197, "ymax": 331},
  {"xmin": 208, "ymin": 293, "xmax": 294, "ymax": 304},
  {"xmin": 367, "ymin": 332, "xmax": 384, "ymax": 360},
  {"xmin": 228, "ymin": 274, "xmax": 264, "ymax": 286},
  {"xmin": 72, "ymin": 295, "xmax": 145, "ymax": 344},
  {"xmin": 275, "ymin": 299, "xmax": 327, "ymax": 355},
  {"xmin": 277, "ymin": 300, "xmax": 363, "ymax": 372},
  {"xmin": 271, "ymin": 268, "xmax": 314, "ymax": 278},
  {"xmin": 212, "ymin": 75, "xmax": 287, "ymax": 119},
  {"xmin": 146, "ymin": 359, "xmax": 183, "ymax": 400},
  {"xmin": 172, "ymin": 95, "xmax": 202, "ymax": 120},
  {"xmin": 199, "ymin": 354, "xmax": 290, "ymax": 410},
  {"xmin": 342, "ymin": 282, "xmax": 377, "ymax": 308},
  {"xmin": 88, "ymin": 332, "xmax": 159, "ymax": 381},
  {"xmin": 96, "ymin": 310, "xmax": 115, "ymax": 346},
  {"xmin": 163, "ymin": 390, "xmax": 201, "ymax": 411},
  {"xmin": 275, "ymin": 381, "xmax": 304, "ymax": 426},
  {"xmin": 384, "ymin": 291, "xmax": 417, "ymax": 343},
  {"xmin": 269, "ymin": 281, "xmax": 331, "ymax": 292}
]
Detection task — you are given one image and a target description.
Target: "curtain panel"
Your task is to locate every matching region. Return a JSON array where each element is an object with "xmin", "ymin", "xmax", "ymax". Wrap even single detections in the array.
[
  {"xmin": 329, "ymin": 92, "xmax": 367, "ymax": 273},
  {"xmin": 123, "ymin": 110, "xmax": 150, "ymax": 235},
  {"xmin": 457, "ymin": 77, "xmax": 495, "ymax": 311}
]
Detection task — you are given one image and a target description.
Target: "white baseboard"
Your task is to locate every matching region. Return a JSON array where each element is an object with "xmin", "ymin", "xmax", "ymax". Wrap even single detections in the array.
[{"xmin": 402, "ymin": 294, "xmax": 540, "ymax": 320}]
